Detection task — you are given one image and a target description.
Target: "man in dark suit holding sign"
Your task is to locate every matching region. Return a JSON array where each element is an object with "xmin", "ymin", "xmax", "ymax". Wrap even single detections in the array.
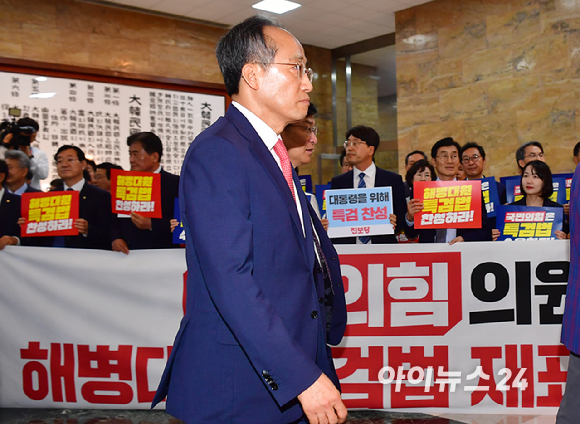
[
  {"xmin": 330, "ymin": 125, "xmax": 408, "ymax": 244},
  {"xmin": 53, "ymin": 145, "xmax": 113, "ymax": 249},
  {"xmin": 111, "ymin": 132, "xmax": 179, "ymax": 253},
  {"xmin": 152, "ymin": 16, "xmax": 347, "ymax": 424}
]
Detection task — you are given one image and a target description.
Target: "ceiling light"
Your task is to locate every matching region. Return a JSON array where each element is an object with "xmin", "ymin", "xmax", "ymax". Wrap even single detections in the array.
[
  {"xmin": 35, "ymin": 77, "xmax": 48, "ymax": 82},
  {"xmin": 252, "ymin": 0, "xmax": 301, "ymax": 14},
  {"xmin": 30, "ymin": 92, "xmax": 56, "ymax": 99}
]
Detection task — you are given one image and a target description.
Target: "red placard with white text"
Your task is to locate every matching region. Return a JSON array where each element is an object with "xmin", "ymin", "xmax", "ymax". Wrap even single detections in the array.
[
  {"xmin": 414, "ymin": 180, "xmax": 481, "ymax": 229},
  {"xmin": 110, "ymin": 169, "xmax": 162, "ymax": 218},
  {"xmin": 21, "ymin": 191, "xmax": 79, "ymax": 237}
]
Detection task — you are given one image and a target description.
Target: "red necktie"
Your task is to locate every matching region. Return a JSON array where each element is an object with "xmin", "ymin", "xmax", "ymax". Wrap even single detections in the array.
[{"xmin": 273, "ymin": 138, "xmax": 296, "ymax": 202}]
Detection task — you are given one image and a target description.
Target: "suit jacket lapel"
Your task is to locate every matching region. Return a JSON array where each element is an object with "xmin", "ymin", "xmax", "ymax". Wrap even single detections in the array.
[{"xmin": 227, "ymin": 107, "xmax": 304, "ymax": 241}]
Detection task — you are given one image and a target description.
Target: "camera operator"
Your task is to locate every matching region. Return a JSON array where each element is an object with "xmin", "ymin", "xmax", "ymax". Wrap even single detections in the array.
[{"xmin": 0, "ymin": 117, "xmax": 49, "ymax": 190}]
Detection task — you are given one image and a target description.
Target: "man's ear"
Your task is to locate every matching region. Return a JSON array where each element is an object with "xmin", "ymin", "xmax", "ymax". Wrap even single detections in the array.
[
  {"xmin": 241, "ymin": 63, "xmax": 261, "ymax": 91},
  {"xmin": 151, "ymin": 152, "xmax": 160, "ymax": 163}
]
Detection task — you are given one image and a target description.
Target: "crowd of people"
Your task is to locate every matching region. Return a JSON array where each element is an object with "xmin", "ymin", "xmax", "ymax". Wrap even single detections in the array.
[
  {"xmin": 0, "ymin": 111, "xmax": 576, "ymax": 250},
  {"xmin": 0, "ymin": 123, "xmax": 179, "ymax": 251}
]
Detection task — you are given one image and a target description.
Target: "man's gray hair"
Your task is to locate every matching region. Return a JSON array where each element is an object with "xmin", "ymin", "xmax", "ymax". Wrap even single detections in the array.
[{"xmin": 5, "ymin": 149, "xmax": 30, "ymax": 170}]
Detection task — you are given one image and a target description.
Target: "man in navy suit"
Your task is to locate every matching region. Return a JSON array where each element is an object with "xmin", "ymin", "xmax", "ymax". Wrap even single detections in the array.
[
  {"xmin": 51, "ymin": 145, "xmax": 113, "ymax": 250},
  {"xmin": 330, "ymin": 125, "xmax": 408, "ymax": 244},
  {"xmin": 111, "ymin": 132, "xmax": 179, "ymax": 253},
  {"xmin": 152, "ymin": 16, "xmax": 347, "ymax": 424},
  {"xmin": 406, "ymin": 137, "xmax": 491, "ymax": 243},
  {"xmin": 557, "ymin": 164, "xmax": 580, "ymax": 423},
  {"xmin": 0, "ymin": 159, "xmax": 21, "ymax": 250}
]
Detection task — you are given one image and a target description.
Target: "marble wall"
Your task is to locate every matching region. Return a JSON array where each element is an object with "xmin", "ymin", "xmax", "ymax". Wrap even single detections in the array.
[
  {"xmin": 0, "ymin": 0, "xmax": 226, "ymax": 84},
  {"xmin": 395, "ymin": 0, "xmax": 580, "ymax": 178},
  {"xmin": 0, "ymin": 0, "xmax": 338, "ymax": 185}
]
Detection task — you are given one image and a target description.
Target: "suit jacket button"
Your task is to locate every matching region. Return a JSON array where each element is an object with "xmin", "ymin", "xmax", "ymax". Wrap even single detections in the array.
[
  {"xmin": 262, "ymin": 370, "xmax": 270, "ymax": 378},
  {"xmin": 271, "ymin": 382, "xmax": 278, "ymax": 390},
  {"xmin": 318, "ymin": 297, "xmax": 324, "ymax": 304},
  {"xmin": 311, "ymin": 310, "xmax": 318, "ymax": 319}
]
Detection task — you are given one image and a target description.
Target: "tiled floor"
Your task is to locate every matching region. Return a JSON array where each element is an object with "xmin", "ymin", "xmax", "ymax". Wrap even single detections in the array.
[{"xmin": 0, "ymin": 409, "xmax": 556, "ymax": 424}]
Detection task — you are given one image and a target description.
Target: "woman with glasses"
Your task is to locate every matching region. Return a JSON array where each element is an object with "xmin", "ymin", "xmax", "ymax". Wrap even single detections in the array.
[{"xmin": 493, "ymin": 160, "xmax": 567, "ymax": 240}]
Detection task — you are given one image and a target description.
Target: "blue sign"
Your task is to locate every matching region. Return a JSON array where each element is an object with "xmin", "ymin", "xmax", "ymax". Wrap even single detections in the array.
[
  {"xmin": 553, "ymin": 173, "xmax": 574, "ymax": 204},
  {"xmin": 481, "ymin": 177, "xmax": 500, "ymax": 218},
  {"xmin": 299, "ymin": 175, "xmax": 313, "ymax": 194},
  {"xmin": 500, "ymin": 175, "xmax": 520, "ymax": 186},
  {"xmin": 504, "ymin": 177, "xmax": 522, "ymax": 204},
  {"xmin": 505, "ymin": 175, "xmax": 568, "ymax": 205},
  {"xmin": 496, "ymin": 205, "xmax": 563, "ymax": 241},
  {"xmin": 172, "ymin": 198, "xmax": 186, "ymax": 244},
  {"xmin": 315, "ymin": 184, "xmax": 330, "ymax": 218},
  {"xmin": 326, "ymin": 187, "xmax": 393, "ymax": 239}
]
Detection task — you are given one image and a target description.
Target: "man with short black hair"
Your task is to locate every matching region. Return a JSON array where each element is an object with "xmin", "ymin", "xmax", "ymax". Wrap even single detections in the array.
[
  {"xmin": 406, "ymin": 137, "xmax": 491, "ymax": 243},
  {"xmin": 331, "ymin": 125, "xmax": 408, "ymax": 244},
  {"xmin": 516, "ymin": 141, "xmax": 545, "ymax": 173},
  {"xmin": 461, "ymin": 142, "xmax": 506, "ymax": 205},
  {"xmin": 573, "ymin": 142, "xmax": 580, "ymax": 166},
  {"xmin": 153, "ymin": 15, "xmax": 347, "ymax": 424},
  {"xmin": 94, "ymin": 162, "xmax": 123, "ymax": 193},
  {"xmin": 51, "ymin": 145, "xmax": 113, "ymax": 249},
  {"xmin": 4, "ymin": 150, "xmax": 41, "ymax": 195},
  {"xmin": 111, "ymin": 132, "xmax": 179, "ymax": 253},
  {"xmin": 339, "ymin": 150, "xmax": 352, "ymax": 174},
  {"xmin": 0, "ymin": 159, "xmax": 21, "ymax": 250},
  {"xmin": 405, "ymin": 150, "xmax": 428, "ymax": 172}
]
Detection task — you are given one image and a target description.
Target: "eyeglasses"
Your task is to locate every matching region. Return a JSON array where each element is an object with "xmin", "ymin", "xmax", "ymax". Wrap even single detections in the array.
[
  {"xmin": 436, "ymin": 154, "xmax": 459, "ymax": 162},
  {"xmin": 288, "ymin": 124, "xmax": 317, "ymax": 136},
  {"xmin": 270, "ymin": 62, "xmax": 314, "ymax": 83},
  {"xmin": 462, "ymin": 154, "xmax": 481, "ymax": 164},
  {"xmin": 56, "ymin": 158, "xmax": 80, "ymax": 166},
  {"xmin": 344, "ymin": 140, "xmax": 367, "ymax": 148},
  {"xmin": 524, "ymin": 152, "xmax": 545, "ymax": 160}
]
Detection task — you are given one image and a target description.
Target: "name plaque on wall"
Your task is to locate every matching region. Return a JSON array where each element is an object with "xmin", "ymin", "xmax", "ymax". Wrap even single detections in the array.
[{"xmin": 0, "ymin": 70, "xmax": 226, "ymax": 187}]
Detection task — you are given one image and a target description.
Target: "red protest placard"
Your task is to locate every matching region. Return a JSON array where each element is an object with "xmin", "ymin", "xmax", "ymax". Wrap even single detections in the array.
[
  {"xmin": 21, "ymin": 191, "xmax": 79, "ymax": 237},
  {"xmin": 414, "ymin": 180, "xmax": 482, "ymax": 229},
  {"xmin": 110, "ymin": 169, "xmax": 162, "ymax": 218}
]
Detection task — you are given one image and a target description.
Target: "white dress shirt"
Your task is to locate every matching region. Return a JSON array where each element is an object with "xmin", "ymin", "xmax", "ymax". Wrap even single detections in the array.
[
  {"xmin": 63, "ymin": 178, "xmax": 86, "ymax": 192},
  {"xmin": 353, "ymin": 162, "xmax": 376, "ymax": 189},
  {"xmin": 352, "ymin": 162, "xmax": 376, "ymax": 244},
  {"xmin": 232, "ymin": 101, "xmax": 304, "ymax": 235},
  {"xmin": 7, "ymin": 182, "xmax": 28, "ymax": 196}
]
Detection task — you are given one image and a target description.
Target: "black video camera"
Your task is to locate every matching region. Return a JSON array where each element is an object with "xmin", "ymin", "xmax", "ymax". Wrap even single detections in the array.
[{"xmin": 0, "ymin": 107, "xmax": 36, "ymax": 148}]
